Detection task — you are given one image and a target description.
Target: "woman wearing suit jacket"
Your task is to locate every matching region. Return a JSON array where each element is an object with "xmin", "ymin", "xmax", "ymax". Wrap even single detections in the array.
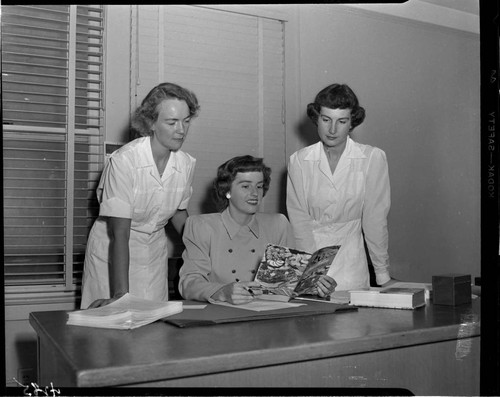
[{"xmin": 179, "ymin": 155, "xmax": 338, "ymax": 304}]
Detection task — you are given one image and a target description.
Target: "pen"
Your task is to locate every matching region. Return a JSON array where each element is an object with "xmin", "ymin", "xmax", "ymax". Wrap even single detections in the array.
[
  {"xmin": 243, "ymin": 286, "xmax": 263, "ymax": 296},
  {"xmin": 243, "ymin": 286, "xmax": 255, "ymax": 296}
]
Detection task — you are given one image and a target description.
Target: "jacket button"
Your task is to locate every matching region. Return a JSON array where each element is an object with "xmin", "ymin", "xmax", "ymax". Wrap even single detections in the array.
[
  {"xmin": 250, "ymin": 249, "xmax": 255, "ymax": 253},
  {"xmin": 232, "ymin": 270, "xmax": 236, "ymax": 273},
  {"xmin": 235, "ymin": 278, "xmax": 240, "ymax": 282},
  {"xmin": 228, "ymin": 249, "xmax": 233, "ymax": 253}
]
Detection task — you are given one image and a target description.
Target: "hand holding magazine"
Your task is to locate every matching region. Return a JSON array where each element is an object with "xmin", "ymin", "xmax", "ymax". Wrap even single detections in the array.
[
  {"xmin": 67, "ymin": 293, "xmax": 183, "ymax": 329},
  {"xmin": 252, "ymin": 244, "xmax": 341, "ymax": 302}
]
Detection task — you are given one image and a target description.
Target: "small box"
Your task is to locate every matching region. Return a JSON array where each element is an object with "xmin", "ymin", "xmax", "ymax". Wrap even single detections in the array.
[{"xmin": 432, "ymin": 274, "xmax": 471, "ymax": 306}]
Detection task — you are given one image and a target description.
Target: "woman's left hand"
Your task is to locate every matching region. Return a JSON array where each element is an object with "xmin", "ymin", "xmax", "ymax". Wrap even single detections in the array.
[
  {"xmin": 380, "ymin": 278, "xmax": 398, "ymax": 288},
  {"xmin": 316, "ymin": 275, "xmax": 337, "ymax": 297}
]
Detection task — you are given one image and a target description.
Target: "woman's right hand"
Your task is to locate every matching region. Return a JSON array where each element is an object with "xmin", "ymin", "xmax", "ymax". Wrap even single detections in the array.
[
  {"xmin": 210, "ymin": 281, "xmax": 262, "ymax": 305},
  {"xmin": 87, "ymin": 292, "xmax": 127, "ymax": 309}
]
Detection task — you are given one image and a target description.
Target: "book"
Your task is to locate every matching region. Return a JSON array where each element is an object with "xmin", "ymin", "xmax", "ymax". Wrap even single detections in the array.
[
  {"xmin": 252, "ymin": 244, "xmax": 341, "ymax": 302},
  {"xmin": 388, "ymin": 281, "xmax": 433, "ymax": 301},
  {"xmin": 67, "ymin": 293, "xmax": 183, "ymax": 329},
  {"xmin": 348, "ymin": 286, "xmax": 426, "ymax": 310}
]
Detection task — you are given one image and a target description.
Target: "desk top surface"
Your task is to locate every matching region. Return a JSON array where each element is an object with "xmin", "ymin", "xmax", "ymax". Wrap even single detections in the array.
[{"xmin": 29, "ymin": 298, "xmax": 480, "ymax": 387}]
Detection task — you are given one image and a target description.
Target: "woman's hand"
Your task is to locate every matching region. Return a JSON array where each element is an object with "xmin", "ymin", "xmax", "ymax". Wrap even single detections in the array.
[
  {"xmin": 315, "ymin": 275, "xmax": 337, "ymax": 297},
  {"xmin": 87, "ymin": 292, "xmax": 127, "ymax": 309},
  {"xmin": 211, "ymin": 281, "xmax": 263, "ymax": 305},
  {"xmin": 380, "ymin": 278, "xmax": 398, "ymax": 288}
]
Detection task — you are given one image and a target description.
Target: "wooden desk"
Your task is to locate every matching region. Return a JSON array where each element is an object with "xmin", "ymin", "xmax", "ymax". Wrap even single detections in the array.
[{"xmin": 29, "ymin": 298, "xmax": 480, "ymax": 394}]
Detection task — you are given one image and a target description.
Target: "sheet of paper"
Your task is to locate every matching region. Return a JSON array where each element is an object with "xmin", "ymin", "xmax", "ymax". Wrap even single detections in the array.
[
  {"xmin": 213, "ymin": 300, "xmax": 305, "ymax": 312},
  {"xmin": 169, "ymin": 301, "xmax": 207, "ymax": 309}
]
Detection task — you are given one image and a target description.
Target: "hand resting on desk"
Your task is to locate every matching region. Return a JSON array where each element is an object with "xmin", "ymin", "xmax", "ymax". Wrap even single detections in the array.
[
  {"xmin": 210, "ymin": 281, "xmax": 263, "ymax": 305},
  {"xmin": 379, "ymin": 278, "xmax": 399, "ymax": 288},
  {"xmin": 87, "ymin": 292, "xmax": 127, "ymax": 309}
]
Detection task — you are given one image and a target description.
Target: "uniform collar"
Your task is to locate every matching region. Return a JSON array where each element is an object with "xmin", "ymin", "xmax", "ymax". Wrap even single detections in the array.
[
  {"xmin": 221, "ymin": 208, "xmax": 259, "ymax": 239},
  {"xmin": 137, "ymin": 136, "xmax": 183, "ymax": 173},
  {"xmin": 304, "ymin": 137, "xmax": 366, "ymax": 161}
]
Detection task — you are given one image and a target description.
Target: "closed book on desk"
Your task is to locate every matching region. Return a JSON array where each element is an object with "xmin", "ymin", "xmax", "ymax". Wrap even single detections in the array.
[
  {"xmin": 349, "ymin": 287, "xmax": 426, "ymax": 310},
  {"xmin": 67, "ymin": 293, "xmax": 183, "ymax": 329}
]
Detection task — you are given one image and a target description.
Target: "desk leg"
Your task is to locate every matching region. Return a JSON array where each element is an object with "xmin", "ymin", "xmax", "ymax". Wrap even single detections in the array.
[{"xmin": 37, "ymin": 337, "xmax": 77, "ymax": 387}]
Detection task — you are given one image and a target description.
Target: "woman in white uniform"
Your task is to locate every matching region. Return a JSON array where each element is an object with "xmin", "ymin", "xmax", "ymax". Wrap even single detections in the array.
[
  {"xmin": 287, "ymin": 83, "xmax": 393, "ymax": 293},
  {"xmin": 81, "ymin": 82, "xmax": 200, "ymax": 309}
]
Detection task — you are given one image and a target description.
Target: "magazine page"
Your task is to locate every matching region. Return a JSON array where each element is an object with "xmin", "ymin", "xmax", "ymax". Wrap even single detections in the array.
[
  {"xmin": 253, "ymin": 244, "xmax": 312, "ymax": 299},
  {"xmin": 293, "ymin": 245, "xmax": 341, "ymax": 296}
]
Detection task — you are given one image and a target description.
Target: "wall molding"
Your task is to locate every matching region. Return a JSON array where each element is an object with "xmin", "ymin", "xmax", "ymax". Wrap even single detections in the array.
[{"xmin": 341, "ymin": 1, "xmax": 479, "ymax": 36}]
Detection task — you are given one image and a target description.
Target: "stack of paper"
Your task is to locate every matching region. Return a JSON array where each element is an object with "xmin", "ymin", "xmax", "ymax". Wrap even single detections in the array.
[{"xmin": 67, "ymin": 293, "xmax": 183, "ymax": 329}]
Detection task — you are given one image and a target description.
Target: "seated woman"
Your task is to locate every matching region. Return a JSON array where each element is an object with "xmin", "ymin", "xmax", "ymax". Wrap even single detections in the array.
[
  {"xmin": 179, "ymin": 155, "xmax": 336, "ymax": 304},
  {"xmin": 178, "ymin": 155, "xmax": 295, "ymax": 304}
]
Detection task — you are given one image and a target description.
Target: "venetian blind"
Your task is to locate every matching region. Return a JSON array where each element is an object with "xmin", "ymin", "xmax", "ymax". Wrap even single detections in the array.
[
  {"xmin": 130, "ymin": 5, "xmax": 286, "ymax": 236},
  {"xmin": 2, "ymin": 5, "xmax": 105, "ymax": 292}
]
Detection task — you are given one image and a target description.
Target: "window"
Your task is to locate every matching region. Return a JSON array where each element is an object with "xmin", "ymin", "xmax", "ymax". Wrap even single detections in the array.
[{"xmin": 2, "ymin": 5, "xmax": 105, "ymax": 294}]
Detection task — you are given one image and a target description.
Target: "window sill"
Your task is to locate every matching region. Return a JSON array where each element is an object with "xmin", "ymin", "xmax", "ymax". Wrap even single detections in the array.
[
  {"xmin": 5, "ymin": 290, "xmax": 80, "ymax": 321},
  {"xmin": 5, "ymin": 285, "xmax": 79, "ymax": 302}
]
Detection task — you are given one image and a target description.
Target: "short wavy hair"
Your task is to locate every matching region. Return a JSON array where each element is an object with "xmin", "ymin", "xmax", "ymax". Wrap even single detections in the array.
[
  {"xmin": 213, "ymin": 155, "xmax": 271, "ymax": 212},
  {"xmin": 131, "ymin": 82, "xmax": 200, "ymax": 138},
  {"xmin": 307, "ymin": 83, "xmax": 365, "ymax": 130}
]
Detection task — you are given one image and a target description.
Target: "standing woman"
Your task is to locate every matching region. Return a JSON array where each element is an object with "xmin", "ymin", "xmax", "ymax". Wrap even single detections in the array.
[
  {"xmin": 81, "ymin": 82, "xmax": 200, "ymax": 309},
  {"xmin": 287, "ymin": 83, "xmax": 392, "ymax": 292}
]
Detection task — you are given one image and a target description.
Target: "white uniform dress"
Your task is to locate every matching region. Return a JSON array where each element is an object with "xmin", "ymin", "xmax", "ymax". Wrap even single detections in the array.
[
  {"xmin": 80, "ymin": 136, "xmax": 196, "ymax": 309},
  {"xmin": 286, "ymin": 137, "xmax": 391, "ymax": 291}
]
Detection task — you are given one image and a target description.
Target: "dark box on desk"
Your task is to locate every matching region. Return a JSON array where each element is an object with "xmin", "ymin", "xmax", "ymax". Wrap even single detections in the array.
[{"xmin": 432, "ymin": 274, "xmax": 471, "ymax": 306}]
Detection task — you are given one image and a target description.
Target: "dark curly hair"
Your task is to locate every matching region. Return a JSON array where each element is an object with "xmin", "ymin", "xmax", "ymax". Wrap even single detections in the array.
[
  {"xmin": 306, "ymin": 83, "xmax": 365, "ymax": 130},
  {"xmin": 131, "ymin": 82, "xmax": 200, "ymax": 138},
  {"xmin": 213, "ymin": 155, "xmax": 271, "ymax": 212}
]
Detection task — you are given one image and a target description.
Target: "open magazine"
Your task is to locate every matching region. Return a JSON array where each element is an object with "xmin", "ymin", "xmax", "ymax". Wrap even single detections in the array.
[{"xmin": 252, "ymin": 244, "xmax": 341, "ymax": 302}]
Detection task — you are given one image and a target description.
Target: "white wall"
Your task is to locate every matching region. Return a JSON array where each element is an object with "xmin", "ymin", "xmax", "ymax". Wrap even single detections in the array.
[{"xmin": 104, "ymin": 5, "xmax": 132, "ymax": 144}]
